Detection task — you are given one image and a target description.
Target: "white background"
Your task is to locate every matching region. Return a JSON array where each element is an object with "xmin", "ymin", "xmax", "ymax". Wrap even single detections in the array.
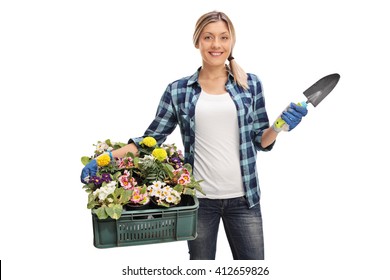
[{"xmin": 1, "ymin": 0, "xmax": 389, "ymax": 279}]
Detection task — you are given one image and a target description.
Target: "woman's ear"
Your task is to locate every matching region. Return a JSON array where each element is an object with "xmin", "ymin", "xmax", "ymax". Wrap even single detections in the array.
[{"xmin": 195, "ymin": 44, "xmax": 199, "ymax": 49}]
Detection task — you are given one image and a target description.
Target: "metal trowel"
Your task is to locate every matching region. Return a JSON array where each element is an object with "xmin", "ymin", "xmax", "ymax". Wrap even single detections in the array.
[{"xmin": 274, "ymin": 73, "xmax": 341, "ymax": 130}]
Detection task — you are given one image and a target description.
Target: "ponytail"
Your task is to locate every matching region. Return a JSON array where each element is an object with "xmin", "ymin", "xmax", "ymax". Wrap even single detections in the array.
[{"xmin": 228, "ymin": 56, "xmax": 249, "ymax": 90}]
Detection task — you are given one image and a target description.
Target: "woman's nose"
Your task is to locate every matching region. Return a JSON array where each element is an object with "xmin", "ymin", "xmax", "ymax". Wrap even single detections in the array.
[{"xmin": 211, "ymin": 38, "xmax": 221, "ymax": 49}]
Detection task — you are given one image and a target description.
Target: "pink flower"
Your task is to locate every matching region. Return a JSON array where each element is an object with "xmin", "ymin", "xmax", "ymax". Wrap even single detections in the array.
[
  {"xmin": 129, "ymin": 177, "xmax": 138, "ymax": 188},
  {"xmin": 178, "ymin": 174, "xmax": 191, "ymax": 185},
  {"xmin": 119, "ymin": 174, "xmax": 131, "ymax": 189},
  {"xmin": 130, "ymin": 188, "xmax": 142, "ymax": 203},
  {"xmin": 173, "ymin": 167, "xmax": 190, "ymax": 176},
  {"xmin": 118, "ymin": 170, "xmax": 137, "ymax": 190},
  {"xmin": 129, "ymin": 187, "xmax": 148, "ymax": 204},
  {"xmin": 117, "ymin": 157, "xmax": 134, "ymax": 169}
]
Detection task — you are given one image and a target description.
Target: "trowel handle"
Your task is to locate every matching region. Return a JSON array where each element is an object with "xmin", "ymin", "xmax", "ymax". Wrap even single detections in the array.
[
  {"xmin": 274, "ymin": 101, "xmax": 308, "ymax": 130},
  {"xmin": 274, "ymin": 117, "xmax": 286, "ymax": 129}
]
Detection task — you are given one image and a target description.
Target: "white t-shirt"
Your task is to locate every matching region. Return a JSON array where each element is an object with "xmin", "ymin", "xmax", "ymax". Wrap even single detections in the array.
[{"xmin": 193, "ymin": 91, "xmax": 245, "ymax": 199}]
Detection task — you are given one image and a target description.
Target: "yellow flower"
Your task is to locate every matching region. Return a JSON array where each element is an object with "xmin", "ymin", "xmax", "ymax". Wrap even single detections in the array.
[
  {"xmin": 140, "ymin": 136, "xmax": 157, "ymax": 147},
  {"xmin": 152, "ymin": 148, "xmax": 167, "ymax": 162},
  {"xmin": 96, "ymin": 153, "xmax": 111, "ymax": 167}
]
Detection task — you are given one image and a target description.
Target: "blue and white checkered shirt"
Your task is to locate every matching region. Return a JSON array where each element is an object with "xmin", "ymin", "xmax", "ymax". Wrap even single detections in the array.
[{"xmin": 130, "ymin": 68, "xmax": 274, "ymax": 208}]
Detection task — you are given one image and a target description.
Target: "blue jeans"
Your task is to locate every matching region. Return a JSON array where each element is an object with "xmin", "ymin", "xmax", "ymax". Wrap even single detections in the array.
[{"xmin": 188, "ymin": 196, "xmax": 264, "ymax": 260}]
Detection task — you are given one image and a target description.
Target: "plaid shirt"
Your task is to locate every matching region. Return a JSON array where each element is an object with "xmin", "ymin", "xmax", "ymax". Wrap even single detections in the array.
[{"xmin": 130, "ymin": 68, "xmax": 274, "ymax": 208}]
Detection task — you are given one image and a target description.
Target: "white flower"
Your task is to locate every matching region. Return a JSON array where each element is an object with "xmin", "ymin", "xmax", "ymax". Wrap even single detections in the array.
[
  {"xmin": 165, "ymin": 194, "xmax": 177, "ymax": 204},
  {"xmin": 92, "ymin": 188, "xmax": 99, "ymax": 196},
  {"xmin": 141, "ymin": 155, "xmax": 155, "ymax": 162},
  {"xmin": 162, "ymin": 186, "xmax": 172, "ymax": 197},
  {"xmin": 98, "ymin": 192, "xmax": 106, "ymax": 201},
  {"xmin": 155, "ymin": 189, "xmax": 163, "ymax": 198},
  {"xmin": 153, "ymin": 181, "xmax": 165, "ymax": 188},
  {"xmin": 106, "ymin": 181, "xmax": 117, "ymax": 188},
  {"xmin": 148, "ymin": 188, "xmax": 160, "ymax": 197},
  {"xmin": 93, "ymin": 181, "xmax": 117, "ymax": 201},
  {"xmin": 96, "ymin": 142, "xmax": 110, "ymax": 153}
]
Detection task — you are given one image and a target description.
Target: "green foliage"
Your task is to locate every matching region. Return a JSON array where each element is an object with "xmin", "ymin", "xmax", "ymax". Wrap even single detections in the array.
[
  {"xmin": 88, "ymin": 186, "xmax": 133, "ymax": 220},
  {"xmin": 81, "ymin": 138, "xmax": 205, "ymax": 219},
  {"xmin": 81, "ymin": 156, "xmax": 91, "ymax": 166}
]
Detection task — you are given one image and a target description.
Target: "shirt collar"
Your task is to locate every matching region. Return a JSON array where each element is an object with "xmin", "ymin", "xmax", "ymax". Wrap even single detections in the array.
[{"xmin": 187, "ymin": 66, "xmax": 235, "ymax": 87}]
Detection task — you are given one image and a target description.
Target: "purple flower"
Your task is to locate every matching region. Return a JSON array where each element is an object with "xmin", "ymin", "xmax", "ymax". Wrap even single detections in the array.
[
  {"xmin": 170, "ymin": 157, "xmax": 183, "ymax": 169},
  {"xmin": 101, "ymin": 173, "xmax": 112, "ymax": 183},
  {"xmin": 90, "ymin": 176, "xmax": 103, "ymax": 186}
]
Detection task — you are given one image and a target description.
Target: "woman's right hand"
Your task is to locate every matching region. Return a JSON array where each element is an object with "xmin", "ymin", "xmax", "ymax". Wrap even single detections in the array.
[{"xmin": 273, "ymin": 102, "xmax": 308, "ymax": 132}]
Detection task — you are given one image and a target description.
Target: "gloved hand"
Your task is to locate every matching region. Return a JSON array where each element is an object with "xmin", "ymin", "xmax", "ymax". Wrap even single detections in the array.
[
  {"xmin": 80, "ymin": 151, "xmax": 113, "ymax": 183},
  {"xmin": 273, "ymin": 102, "xmax": 308, "ymax": 132},
  {"xmin": 80, "ymin": 160, "xmax": 98, "ymax": 184}
]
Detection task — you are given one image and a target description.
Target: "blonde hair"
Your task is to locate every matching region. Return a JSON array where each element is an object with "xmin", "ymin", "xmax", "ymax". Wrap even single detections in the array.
[{"xmin": 193, "ymin": 11, "xmax": 248, "ymax": 89}]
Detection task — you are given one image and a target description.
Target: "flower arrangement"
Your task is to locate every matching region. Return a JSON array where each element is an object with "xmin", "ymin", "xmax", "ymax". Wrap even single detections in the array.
[{"xmin": 81, "ymin": 137, "xmax": 204, "ymax": 219}]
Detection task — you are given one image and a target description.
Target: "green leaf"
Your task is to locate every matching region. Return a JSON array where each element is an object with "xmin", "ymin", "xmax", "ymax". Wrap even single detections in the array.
[
  {"xmin": 115, "ymin": 142, "xmax": 126, "ymax": 149},
  {"xmin": 156, "ymin": 173, "xmax": 166, "ymax": 182},
  {"xmin": 125, "ymin": 152, "xmax": 135, "ymax": 158},
  {"xmin": 115, "ymin": 187, "xmax": 125, "ymax": 196},
  {"xmin": 183, "ymin": 163, "xmax": 192, "ymax": 174},
  {"xmin": 113, "ymin": 171, "xmax": 122, "ymax": 180},
  {"xmin": 146, "ymin": 173, "xmax": 157, "ymax": 180},
  {"xmin": 120, "ymin": 190, "xmax": 133, "ymax": 204},
  {"xmin": 138, "ymin": 147, "xmax": 152, "ymax": 156},
  {"xmin": 134, "ymin": 157, "xmax": 139, "ymax": 168},
  {"xmin": 183, "ymin": 188, "xmax": 196, "ymax": 196},
  {"xmin": 93, "ymin": 207, "xmax": 109, "ymax": 219},
  {"xmin": 109, "ymin": 188, "xmax": 122, "ymax": 204},
  {"xmin": 106, "ymin": 204, "xmax": 123, "ymax": 220},
  {"xmin": 87, "ymin": 201, "xmax": 97, "ymax": 209},
  {"xmin": 157, "ymin": 200, "xmax": 170, "ymax": 208},
  {"xmin": 194, "ymin": 181, "xmax": 206, "ymax": 195},
  {"xmin": 81, "ymin": 156, "xmax": 91, "ymax": 166},
  {"xmin": 105, "ymin": 139, "xmax": 112, "ymax": 146},
  {"xmin": 173, "ymin": 184, "xmax": 184, "ymax": 193},
  {"xmin": 139, "ymin": 185, "xmax": 147, "ymax": 195},
  {"xmin": 88, "ymin": 192, "xmax": 95, "ymax": 202},
  {"xmin": 162, "ymin": 163, "xmax": 174, "ymax": 179},
  {"xmin": 82, "ymin": 183, "xmax": 94, "ymax": 193}
]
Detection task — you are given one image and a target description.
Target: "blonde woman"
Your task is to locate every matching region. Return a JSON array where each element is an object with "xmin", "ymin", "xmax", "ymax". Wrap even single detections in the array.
[{"xmin": 81, "ymin": 11, "xmax": 307, "ymax": 260}]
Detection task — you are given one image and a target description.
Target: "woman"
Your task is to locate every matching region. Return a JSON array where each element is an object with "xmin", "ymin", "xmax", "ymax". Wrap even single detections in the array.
[{"xmin": 81, "ymin": 11, "xmax": 307, "ymax": 260}]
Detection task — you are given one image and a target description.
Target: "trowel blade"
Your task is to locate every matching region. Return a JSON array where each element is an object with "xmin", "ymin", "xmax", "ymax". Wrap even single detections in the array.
[{"xmin": 303, "ymin": 73, "xmax": 340, "ymax": 107}]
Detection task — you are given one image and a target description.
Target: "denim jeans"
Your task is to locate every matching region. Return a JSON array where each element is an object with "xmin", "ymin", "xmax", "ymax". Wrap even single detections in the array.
[{"xmin": 188, "ymin": 196, "xmax": 264, "ymax": 260}]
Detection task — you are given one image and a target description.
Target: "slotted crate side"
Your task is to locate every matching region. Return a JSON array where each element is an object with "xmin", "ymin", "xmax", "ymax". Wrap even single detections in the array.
[
  {"xmin": 92, "ymin": 196, "xmax": 198, "ymax": 248},
  {"xmin": 117, "ymin": 216, "xmax": 177, "ymax": 243}
]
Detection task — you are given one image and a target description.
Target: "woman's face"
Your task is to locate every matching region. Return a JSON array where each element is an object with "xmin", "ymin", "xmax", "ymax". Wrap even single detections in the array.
[{"xmin": 196, "ymin": 20, "xmax": 232, "ymax": 68}]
